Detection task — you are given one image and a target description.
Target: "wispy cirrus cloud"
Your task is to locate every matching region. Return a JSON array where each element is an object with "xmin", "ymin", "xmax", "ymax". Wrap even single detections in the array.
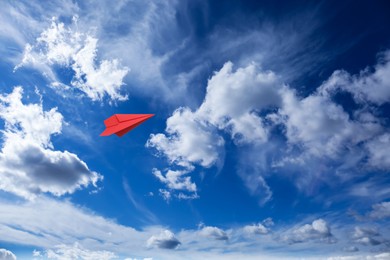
[
  {"xmin": 0, "ymin": 1, "xmax": 78, "ymax": 60},
  {"xmin": 70, "ymin": 0, "xmax": 195, "ymax": 104},
  {"xmin": 0, "ymin": 195, "xmax": 388, "ymax": 259},
  {"xmin": 0, "ymin": 197, "xmax": 148, "ymax": 256},
  {"xmin": 122, "ymin": 179, "xmax": 159, "ymax": 224}
]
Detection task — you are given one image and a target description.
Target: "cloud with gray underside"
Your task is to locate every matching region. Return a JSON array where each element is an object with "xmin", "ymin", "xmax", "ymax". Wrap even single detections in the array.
[{"xmin": 0, "ymin": 87, "xmax": 102, "ymax": 199}]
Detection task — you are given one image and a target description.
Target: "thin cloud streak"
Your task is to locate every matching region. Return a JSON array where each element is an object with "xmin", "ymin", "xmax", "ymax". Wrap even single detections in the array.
[{"xmin": 123, "ymin": 178, "xmax": 159, "ymax": 224}]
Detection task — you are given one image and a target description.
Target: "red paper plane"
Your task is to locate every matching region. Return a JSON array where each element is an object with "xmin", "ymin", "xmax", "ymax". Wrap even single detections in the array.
[{"xmin": 100, "ymin": 114, "xmax": 154, "ymax": 137}]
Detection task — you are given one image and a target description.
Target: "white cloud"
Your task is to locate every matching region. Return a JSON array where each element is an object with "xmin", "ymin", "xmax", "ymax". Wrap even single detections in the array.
[
  {"xmin": 33, "ymin": 250, "xmax": 42, "ymax": 257},
  {"xmin": 147, "ymin": 61, "xmax": 283, "ymax": 167},
  {"xmin": 0, "ymin": 87, "xmax": 101, "ymax": 199},
  {"xmin": 0, "ymin": 196, "xmax": 388, "ymax": 259},
  {"xmin": 370, "ymin": 253, "xmax": 390, "ymax": 260},
  {"xmin": 237, "ymin": 162, "xmax": 273, "ymax": 205},
  {"xmin": 199, "ymin": 226, "xmax": 228, "ymax": 241},
  {"xmin": 280, "ymin": 88, "xmax": 350, "ymax": 157},
  {"xmin": 278, "ymin": 87, "xmax": 382, "ymax": 159},
  {"xmin": 342, "ymin": 246, "xmax": 359, "ymax": 252},
  {"xmin": 0, "ymin": 196, "xmax": 269, "ymax": 258},
  {"xmin": 352, "ymin": 227, "xmax": 382, "ymax": 246},
  {"xmin": 147, "ymin": 230, "xmax": 181, "ymax": 249},
  {"xmin": 41, "ymin": 243, "xmax": 117, "ymax": 260},
  {"xmin": 158, "ymin": 189, "xmax": 172, "ymax": 202},
  {"xmin": 147, "ymin": 62, "xmax": 282, "ymax": 200},
  {"xmin": 243, "ymin": 223, "xmax": 269, "ymax": 235},
  {"xmin": 82, "ymin": 0, "xmax": 184, "ymax": 102},
  {"xmin": 16, "ymin": 17, "xmax": 129, "ymax": 102},
  {"xmin": 149, "ymin": 48, "xmax": 390, "ymax": 198},
  {"xmin": 60, "ymin": 0, "xmax": 330, "ymax": 107},
  {"xmin": 152, "ymin": 168, "xmax": 196, "ymax": 192},
  {"xmin": 0, "ymin": 1, "xmax": 78, "ymax": 65},
  {"xmin": 1, "ymin": 1, "xmax": 200, "ymax": 104},
  {"xmin": 125, "ymin": 258, "xmax": 153, "ymax": 260},
  {"xmin": 369, "ymin": 201, "xmax": 390, "ymax": 219},
  {"xmin": 197, "ymin": 62, "xmax": 282, "ymax": 144},
  {"xmin": 320, "ymin": 50, "xmax": 390, "ymax": 105},
  {"xmin": 282, "ymin": 219, "xmax": 336, "ymax": 244},
  {"xmin": 327, "ymin": 257, "xmax": 361, "ymax": 260},
  {"xmin": 328, "ymin": 254, "xmax": 390, "ymax": 260},
  {"xmin": 365, "ymin": 134, "xmax": 390, "ymax": 170},
  {"xmin": 147, "ymin": 107, "xmax": 224, "ymax": 170},
  {"xmin": 262, "ymin": 217, "xmax": 275, "ymax": 226},
  {"xmin": 122, "ymin": 179, "xmax": 158, "ymax": 224},
  {"xmin": 0, "ymin": 197, "xmax": 148, "ymax": 255},
  {"xmin": 0, "ymin": 196, "xmax": 280, "ymax": 259},
  {"xmin": 146, "ymin": 106, "xmax": 224, "ymax": 197},
  {"xmin": 176, "ymin": 192, "xmax": 199, "ymax": 200},
  {"xmin": 0, "ymin": 249, "xmax": 16, "ymax": 260}
]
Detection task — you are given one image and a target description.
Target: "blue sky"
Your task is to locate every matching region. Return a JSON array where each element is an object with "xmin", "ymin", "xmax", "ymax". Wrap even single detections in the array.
[{"xmin": 1, "ymin": 0, "xmax": 390, "ymax": 259}]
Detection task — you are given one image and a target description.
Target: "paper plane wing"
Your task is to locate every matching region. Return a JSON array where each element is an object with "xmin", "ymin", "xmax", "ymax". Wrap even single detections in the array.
[{"xmin": 100, "ymin": 114, "xmax": 154, "ymax": 137}]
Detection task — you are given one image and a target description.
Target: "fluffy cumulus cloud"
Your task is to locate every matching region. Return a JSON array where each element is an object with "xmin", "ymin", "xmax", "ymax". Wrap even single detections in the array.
[
  {"xmin": 198, "ymin": 226, "xmax": 229, "ymax": 241},
  {"xmin": 16, "ymin": 17, "xmax": 129, "ymax": 102},
  {"xmin": 146, "ymin": 107, "xmax": 224, "ymax": 197},
  {"xmin": 365, "ymin": 133, "xmax": 390, "ymax": 170},
  {"xmin": 147, "ymin": 108, "xmax": 224, "ymax": 169},
  {"xmin": 197, "ymin": 62, "xmax": 282, "ymax": 144},
  {"xmin": 280, "ymin": 88, "xmax": 361, "ymax": 158},
  {"xmin": 282, "ymin": 219, "xmax": 336, "ymax": 244},
  {"xmin": 0, "ymin": 87, "xmax": 101, "ymax": 199},
  {"xmin": 147, "ymin": 62, "xmax": 282, "ymax": 199},
  {"xmin": 146, "ymin": 230, "xmax": 181, "ymax": 249},
  {"xmin": 351, "ymin": 227, "xmax": 383, "ymax": 246},
  {"xmin": 152, "ymin": 168, "xmax": 196, "ymax": 192},
  {"xmin": 149, "ymin": 48, "xmax": 390, "ymax": 201},
  {"xmin": 243, "ymin": 223, "xmax": 269, "ymax": 235},
  {"xmin": 148, "ymin": 62, "xmax": 282, "ymax": 164},
  {"xmin": 319, "ymin": 50, "xmax": 390, "ymax": 105},
  {"xmin": 0, "ymin": 249, "xmax": 16, "ymax": 260}
]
